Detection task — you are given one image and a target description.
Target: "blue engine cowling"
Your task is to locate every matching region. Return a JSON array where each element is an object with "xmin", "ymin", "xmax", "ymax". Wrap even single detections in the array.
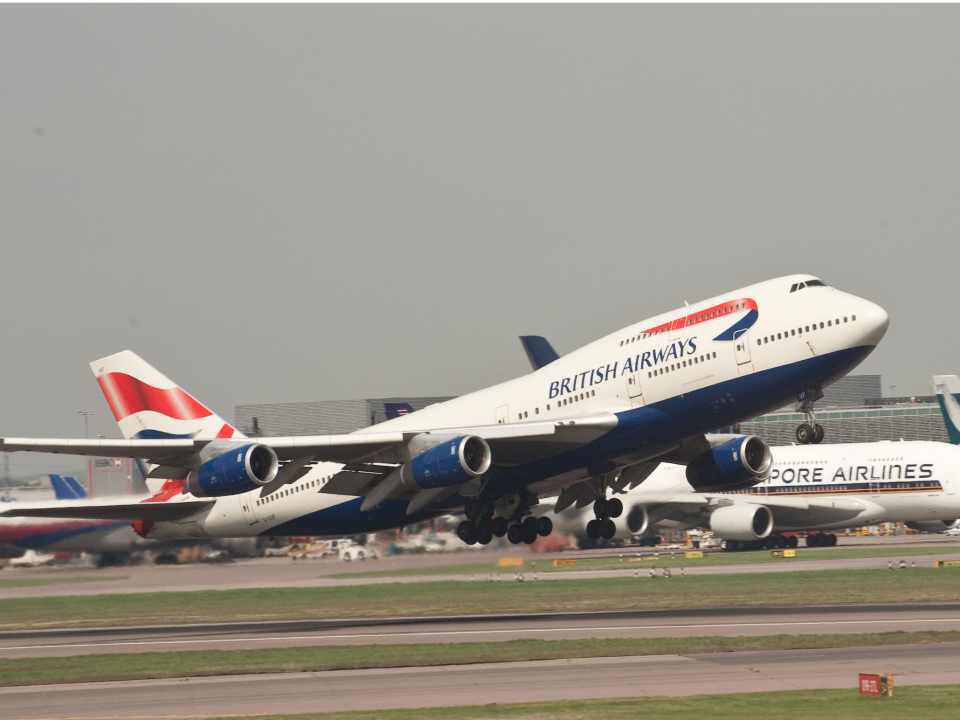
[
  {"xmin": 402, "ymin": 435, "xmax": 492, "ymax": 490},
  {"xmin": 685, "ymin": 436, "xmax": 772, "ymax": 492},
  {"xmin": 187, "ymin": 444, "xmax": 279, "ymax": 498}
]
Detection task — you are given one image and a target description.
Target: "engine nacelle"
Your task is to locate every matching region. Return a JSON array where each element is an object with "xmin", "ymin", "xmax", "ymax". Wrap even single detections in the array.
[
  {"xmin": 400, "ymin": 435, "xmax": 491, "ymax": 490},
  {"xmin": 187, "ymin": 443, "xmax": 279, "ymax": 498},
  {"xmin": 626, "ymin": 504, "xmax": 649, "ymax": 536},
  {"xmin": 686, "ymin": 436, "xmax": 772, "ymax": 492},
  {"xmin": 906, "ymin": 519, "xmax": 960, "ymax": 533},
  {"xmin": 709, "ymin": 503, "xmax": 773, "ymax": 541}
]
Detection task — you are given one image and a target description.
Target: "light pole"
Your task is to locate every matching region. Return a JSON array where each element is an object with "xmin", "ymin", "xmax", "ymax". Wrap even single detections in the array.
[{"xmin": 78, "ymin": 411, "xmax": 92, "ymax": 438}]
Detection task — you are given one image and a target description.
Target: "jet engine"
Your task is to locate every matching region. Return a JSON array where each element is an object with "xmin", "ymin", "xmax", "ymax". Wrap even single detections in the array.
[
  {"xmin": 709, "ymin": 503, "xmax": 773, "ymax": 541},
  {"xmin": 186, "ymin": 444, "xmax": 279, "ymax": 498},
  {"xmin": 685, "ymin": 436, "xmax": 772, "ymax": 492},
  {"xmin": 401, "ymin": 435, "xmax": 492, "ymax": 490},
  {"xmin": 906, "ymin": 519, "xmax": 960, "ymax": 533},
  {"xmin": 626, "ymin": 504, "xmax": 649, "ymax": 535}
]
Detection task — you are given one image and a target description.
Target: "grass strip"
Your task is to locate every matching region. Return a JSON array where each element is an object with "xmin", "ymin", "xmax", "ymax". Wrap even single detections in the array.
[
  {"xmin": 2, "ymin": 631, "xmax": 959, "ymax": 687},
  {"xmin": 202, "ymin": 685, "xmax": 960, "ymax": 720},
  {"xmin": 0, "ymin": 575, "xmax": 125, "ymax": 589},
  {"xmin": 331, "ymin": 545, "xmax": 960, "ymax": 579},
  {"xmin": 1, "ymin": 568, "xmax": 959, "ymax": 630}
]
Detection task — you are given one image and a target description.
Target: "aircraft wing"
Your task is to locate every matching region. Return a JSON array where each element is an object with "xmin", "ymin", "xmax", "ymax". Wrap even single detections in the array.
[
  {"xmin": 0, "ymin": 498, "xmax": 214, "ymax": 522},
  {"xmin": 637, "ymin": 492, "xmax": 868, "ymax": 528},
  {"xmin": 0, "ymin": 414, "xmax": 617, "ymax": 468}
]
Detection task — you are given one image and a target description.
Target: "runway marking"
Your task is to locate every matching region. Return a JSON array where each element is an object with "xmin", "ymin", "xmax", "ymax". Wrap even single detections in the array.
[{"xmin": 2, "ymin": 617, "xmax": 959, "ymax": 652}]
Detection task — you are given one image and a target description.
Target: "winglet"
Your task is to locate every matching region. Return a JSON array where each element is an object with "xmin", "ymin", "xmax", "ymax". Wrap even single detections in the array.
[{"xmin": 519, "ymin": 336, "xmax": 560, "ymax": 371}]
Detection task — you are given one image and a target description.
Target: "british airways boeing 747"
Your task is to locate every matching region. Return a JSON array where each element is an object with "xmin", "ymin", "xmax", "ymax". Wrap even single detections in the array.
[{"xmin": 0, "ymin": 275, "xmax": 888, "ymax": 545}]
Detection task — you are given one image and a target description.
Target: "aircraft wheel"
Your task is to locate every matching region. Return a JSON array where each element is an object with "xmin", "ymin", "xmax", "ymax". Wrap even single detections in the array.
[
  {"xmin": 787, "ymin": 535, "xmax": 799, "ymax": 548},
  {"xmin": 608, "ymin": 498, "xmax": 623, "ymax": 518},
  {"xmin": 827, "ymin": 533, "xmax": 837, "ymax": 546},
  {"xmin": 477, "ymin": 522, "xmax": 493, "ymax": 545},
  {"xmin": 813, "ymin": 424, "xmax": 825, "ymax": 444},
  {"xmin": 601, "ymin": 518, "xmax": 617, "ymax": 540},
  {"xmin": 491, "ymin": 517, "xmax": 508, "ymax": 538},
  {"xmin": 796, "ymin": 424, "xmax": 813, "ymax": 444},
  {"xmin": 457, "ymin": 521, "xmax": 478, "ymax": 545},
  {"xmin": 537, "ymin": 516, "xmax": 553, "ymax": 537},
  {"xmin": 586, "ymin": 519, "xmax": 601, "ymax": 540},
  {"xmin": 522, "ymin": 521, "xmax": 539, "ymax": 545},
  {"xmin": 463, "ymin": 498, "xmax": 480, "ymax": 520},
  {"xmin": 593, "ymin": 498, "xmax": 609, "ymax": 519},
  {"xmin": 507, "ymin": 524, "xmax": 524, "ymax": 545}
]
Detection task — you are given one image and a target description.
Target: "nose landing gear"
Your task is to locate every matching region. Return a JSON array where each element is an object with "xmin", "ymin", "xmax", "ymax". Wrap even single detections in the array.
[{"xmin": 795, "ymin": 388, "xmax": 825, "ymax": 445}]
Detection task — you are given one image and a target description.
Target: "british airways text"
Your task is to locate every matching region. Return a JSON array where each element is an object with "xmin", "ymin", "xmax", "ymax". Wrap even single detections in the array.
[{"xmin": 548, "ymin": 338, "xmax": 698, "ymax": 399}]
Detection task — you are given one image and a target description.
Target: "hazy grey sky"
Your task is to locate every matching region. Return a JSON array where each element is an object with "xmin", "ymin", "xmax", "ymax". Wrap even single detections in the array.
[{"xmin": 2, "ymin": 5, "xmax": 959, "ymax": 474}]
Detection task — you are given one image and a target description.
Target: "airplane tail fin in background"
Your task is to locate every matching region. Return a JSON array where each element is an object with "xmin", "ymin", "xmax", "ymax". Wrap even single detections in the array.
[
  {"xmin": 933, "ymin": 375, "xmax": 960, "ymax": 445},
  {"xmin": 519, "ymin": 336, "xmax": 561, "ymax": 371},
  {"xmin": 50, "ymin": 474, "xmax": 87, "ymax": 500},
  {"xmin": 90, "ymin": 351, "xmax": 245, "ymax": 441}
]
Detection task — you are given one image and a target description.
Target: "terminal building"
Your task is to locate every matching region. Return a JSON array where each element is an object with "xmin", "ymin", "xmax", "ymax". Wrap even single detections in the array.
[{"xmin": 233, "ymin": 375, "xmax": 949, "ymax": 446}]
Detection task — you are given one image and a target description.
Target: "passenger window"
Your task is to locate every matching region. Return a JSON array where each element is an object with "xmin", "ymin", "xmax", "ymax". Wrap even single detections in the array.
[
  {"xmin": 790, "ymin": 329, "xmax": 795, "ymax": 336},
  {"xmin": 648, "ymin": 372, "xmax": 652, "ymax": 378},
  {"xmin": 535, "ymin": 408, "xmax": 539, "ymax": 414},
  {"xmin": 827, "ymin": 320, "xmax": 832, "ymax": 327},
  {"xmin": 757, "ymin": 339, "xmax": 761, "ymax": 345},
  {"xmin": 777, "ymin": 333, "xmax": 781, "ymax": 340},
  {"xmin": 805, "ymin": 326, "xmax": 809, "ymax": 332},
  {"xmin": 591, "ymin": 390, "xmax": 595, "ymax": 396},
  {"xmin": 820, "ymin": 322, "xmax": 824, "ymax": 329},
  {"xmin": 547, "ymin": 404, "xmax": 551, "ymax": 410},
  {"xmin": 712, "ymin": 352, "xmax": 716, "ymax": 358},
  {"xmin": 844, "ymin": 317, "xmax": 848, "ymax": 322},
  {"xmin": 852, "ymin": 315, "xmax": 856, "ymax": 321}
]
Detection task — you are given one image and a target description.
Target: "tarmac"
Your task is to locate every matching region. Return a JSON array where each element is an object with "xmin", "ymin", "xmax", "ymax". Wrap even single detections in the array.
[{"xmin": 2, "ymin": 642, "xmax": 959, "ymax": 719}]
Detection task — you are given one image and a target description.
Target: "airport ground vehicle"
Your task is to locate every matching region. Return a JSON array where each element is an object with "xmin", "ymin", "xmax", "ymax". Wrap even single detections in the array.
[{"xmin": 1, "ymin": 275, "xmax": 887, "ymax": 548}]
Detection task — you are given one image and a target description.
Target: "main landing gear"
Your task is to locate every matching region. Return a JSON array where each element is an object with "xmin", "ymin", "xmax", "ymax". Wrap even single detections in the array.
[
  {"xmin": 585, "ymin": 496, "xmax": 623, "ymax": 541},
  {"xmin": 456, "ymin": 496, "xmax": 553, "ymax": 546},
  {"xmin": 795, "ymin": 388, "xmax": 824, "ymax": 445}
]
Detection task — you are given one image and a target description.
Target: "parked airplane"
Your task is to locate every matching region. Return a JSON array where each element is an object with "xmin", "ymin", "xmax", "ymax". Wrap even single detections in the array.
[
  {"xmin": 552, "ymin": 438, "xmax": 960, "ymax": 549},
  {"xmin": 0, "ymin": 475, "xmax": 138, "ymax": 554},
  {"xmin": 934, "ymin": 375, "xmax": 960, "ymax": 445},
  {"xmin": 0, "ymin": 275, "xmax": 887, "ymax": 547}
]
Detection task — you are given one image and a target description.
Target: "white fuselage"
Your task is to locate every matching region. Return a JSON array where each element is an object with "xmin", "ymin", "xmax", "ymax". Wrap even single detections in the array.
[{"xmin": 144, "ymin": 275, "xmax": 888, "ymax": 540}]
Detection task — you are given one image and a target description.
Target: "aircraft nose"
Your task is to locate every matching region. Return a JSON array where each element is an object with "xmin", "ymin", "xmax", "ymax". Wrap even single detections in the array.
[{"xmin": 858, "ymin": 301, "xmax": 889, "ymax": 345}]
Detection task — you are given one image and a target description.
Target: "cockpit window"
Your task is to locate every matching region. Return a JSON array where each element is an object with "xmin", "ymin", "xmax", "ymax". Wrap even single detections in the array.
[{"xmin": 790, "ymin": 278, "xmax": 827, "ymax": 293}]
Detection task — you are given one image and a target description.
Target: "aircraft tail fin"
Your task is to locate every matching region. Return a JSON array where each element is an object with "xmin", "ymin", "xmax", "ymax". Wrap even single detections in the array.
[
  {"xmin": 90, "ymin": 351, "xmax": 245, "ymax": 441},
  {"xmin": 519, "ymin": 336, "xmax": 561, "ymax": 371},
  {"xmin": 933, "ymin": 375, "xmax": 960, "ymax": 445},
  {"xmin": 49, "ymin": 474, "xmax": 87, "ymax": 500}
]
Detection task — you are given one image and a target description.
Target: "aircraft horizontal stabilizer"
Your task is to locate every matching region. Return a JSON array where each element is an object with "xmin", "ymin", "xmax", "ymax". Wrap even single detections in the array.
[{"xmin": 0, "ymin": 499, "xmax": 213, "ymax": 522}]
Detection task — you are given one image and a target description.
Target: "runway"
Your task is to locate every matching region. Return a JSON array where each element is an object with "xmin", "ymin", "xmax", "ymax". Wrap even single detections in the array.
[
  {"xmin": 2, "ymin": 642, "xmax": 959, "ymax": 719},
  {"xmin": 2, "ymin": 603, "xmax": 959, "ymax": 658}
]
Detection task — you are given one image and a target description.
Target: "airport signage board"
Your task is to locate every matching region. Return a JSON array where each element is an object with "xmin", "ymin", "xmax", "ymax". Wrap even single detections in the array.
[
  {"xmin": 936, "ymin": 560, "xmax": 960, "ymax": 568},
  {"xmin": 771, "ymin": 549, "xmax": 797, "ymax": 558},
  {"xmin": 685, "ymin": 551, "xmax": 704, "ymax": 558},
  {"xmin": 859, "ymin": 673, "xmax": 893, "ymax": 696},
  {"xmin": 498, "ymin": 557, "xmax": 523, "ymax": 567},
  {"xmin": 553, "ymin": 559, "xmax": 578, "ymax": 567}
]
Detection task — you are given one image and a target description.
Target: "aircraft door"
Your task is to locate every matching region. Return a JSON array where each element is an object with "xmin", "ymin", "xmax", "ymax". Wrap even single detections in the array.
[
  {"xmin": 734, "ymin": 329, "xmax": 752, "ymax": 365},
  {"xmin": 626, "ymin": 371, "xmax": 643, "ymax": 401},
  {"xmin": 496, "ymin": 405, "xmax": 510, "ymax": 424},
  {"xmin": 668, "ymin": 311, "xmax": 686, "ymax": 341},
  {"xmin": 945, "ymin": 473, "xmax": 957, "ymax": 495},
  {"xmin": 239, "ymin": 494, "xmax": 259, "ymax": 525}
]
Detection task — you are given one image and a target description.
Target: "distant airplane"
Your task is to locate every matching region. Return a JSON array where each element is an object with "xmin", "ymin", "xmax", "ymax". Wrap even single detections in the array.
[
  {"xmin": 934, "ymin": 375, "xmax": 960, "ymax": 445},
  {"xmin": 0, "ymin": 475, "xmax": 138, "ymax": 555},
  {"xmin": 1, "ymin": 275, "xmax": 887, "ymax": 548}
]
